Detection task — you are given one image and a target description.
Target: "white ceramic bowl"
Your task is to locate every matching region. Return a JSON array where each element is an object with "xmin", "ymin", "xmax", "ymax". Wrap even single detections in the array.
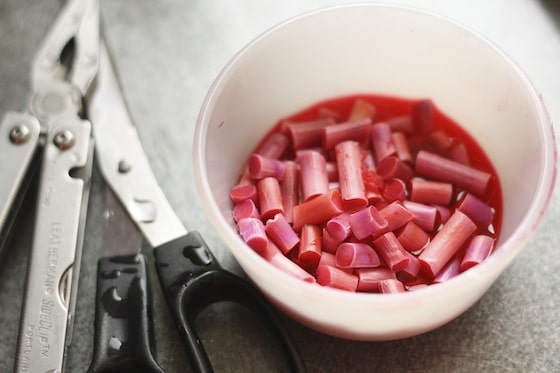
[{"xmin": 194, "ymin": 4, "xmax": 556, "ymax": 340}]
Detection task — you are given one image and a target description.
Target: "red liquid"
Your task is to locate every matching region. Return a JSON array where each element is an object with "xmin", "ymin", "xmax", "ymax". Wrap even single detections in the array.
[{"xmin": 266, "ymin": 94, "xmax": 502, "ymax": 238}]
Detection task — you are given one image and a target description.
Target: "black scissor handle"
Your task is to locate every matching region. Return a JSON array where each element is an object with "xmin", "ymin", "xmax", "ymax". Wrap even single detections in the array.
[
  {"xmin": 88, "ymin": 253, "xmax": 164, "ymax": 373},
  {"xmin": 154, "ymin": 231, "xmax": 307, "ymax": 373}
]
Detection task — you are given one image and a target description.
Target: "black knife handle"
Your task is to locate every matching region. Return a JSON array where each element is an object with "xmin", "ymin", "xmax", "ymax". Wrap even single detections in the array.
[
  {"xmin": 154, "ymin": 231, "xmax": 306, "ymax": 373},
  {"xmin": 88, "ymin": 253, "xmax": 164, "ymax": 373}
]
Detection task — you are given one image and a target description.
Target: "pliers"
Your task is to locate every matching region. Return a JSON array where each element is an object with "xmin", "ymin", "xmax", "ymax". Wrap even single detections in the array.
[{"xmin": 0, "ymin": 1, "xmax": 306, "ymax": 372}]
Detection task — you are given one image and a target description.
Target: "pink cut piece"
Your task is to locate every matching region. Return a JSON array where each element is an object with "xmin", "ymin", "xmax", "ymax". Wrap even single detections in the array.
[
  {"xmin": 255, "ymin": 132, "xmax": 290, "ymax": 160},
  {"xmin": 280, "ymin": 161, "xmax": 299, "ymax": 224},
  {"xmin": 232, "ymin": 199, "xmax": 260, "ymax": 222},
  {"xmin": 366, "ymin": 188, "xmax": 384, "ymax": 205},
  {"xmin": 456, "ymin": 193, "xmax": 494, "ymax": 226},
  {"xmin": 297, "ymin": 150, "xmax": 330, "ymax": 201},
  {"xmin": 376, "ymin": 156, "xmax": 414, "ymax": 182},
  {"xmin": 396, "ymin": 221, "xmax": 430, "ymax": 253},
  {"xmin": 292, "ymin": 189, "xmax": 344, "ymax": 231},
  {"xmin": 391, "ymin": 132, "xmax": 412, "ymax": 163},
  {"xmin": 362, "ymin": 169, "xmax": 385, "ymax": 190},
  {"xmin": 418, "ymin": 210, "xmax": 477, "ymax": 277},
  {"xmin": 320, "ymin": 252, "xmax": 353, "ymax": 274},
  {"xmin": 237, "ymin": 217, "xmax": 268, "ymax": 254},
  {"xmin": 236, "ymin": 166, "xmax": 253, "ymax": 185},
  {"xmin": 257, "ymin": 177, "xmax": 284, "ymax": 220},
  {"xmin": 412, "ymin": 99, "xmax": 434, "ymax": 135},
  {"xmin": 432, "ymin": 254, "xmax": 461, "ymax": 284},
  {"xmin": 248, "ymin": 153, "xmax": 286, "ymax": 180},
  {"xmin": 427, "ymin": 130, "xmax": 453, "ymax": 151},
  {"xmin": 372, "ymin": 232, "xmax": 410, "ymax": 272},
  {"xmin": 229, "ymin": 183, "xmax": 257, "ymax": 205},
  {"xmin": 371, "ymin": 122, "xmax": 397, "ymax": 163},
  {"xmin": 325, "ymin": 162, "xmax": 338, "ymax": 181},
  {"xmin": 460, "ymin": 235, "xmax": 495, "ymax": 271},
  {"xmin": 322, "ymin": 228, "xmax": 341, "ymax": 254},
  {"xmin": 385, "ymin": 115, "xmax": 414, "ymax": 134},
  {"xmin": 449, "ymin": 141, "xmax": 470, "ymax": 165},
  {"xmin": 354, "ymin": 267, "xmax": 396, "ymax": 292},
  {"xmin": 325, "ymin": 213, "xmax": 352, "ymax": 242},
  {"xmin": 349, "ymin": 206, "xmax": 388, "ymax": 240},
  {"xmin": 363, "ymin": 170, "xmax": 385, "ymax": 204},
  {"xmin": 261, "ymin": 241, "xmax": 316, "ymax": 283},
  {"xmin": 323, "ymin": 117, "xmax": 372, "ymax": 150},
  {"xmin": 316, "ymin": 265, "xmax": 359, "ymax": 291},
  {"xmin": 317, "ymin": 107, "xmax": 343, "ymax": 121},
  {"xmin": 286, "ymin": 117, "xmax": 335, "ymax": 150},
  {"xmin": 347, "ymin": 98, "xmax": 376, "ymax": 121},
  {"xmin": 336, "ymin": 243, "xmax": 381, "ymax": 269},
  {"xmin": 399, "ymin": 249, "xmax": 422, "ymax": 278},
  {"xmin": 379, "ymin": 201, "xmax": 415, "ymax": 232},
  {"xmin": 298, "ymin": 224, "xmax": 323, "ymax": 269},
  {"xmin": 362, "ymin": 149, "xmax": 377, "ymax": 171},
  {"xmin": 295, "ymin": 148, "xmax": 323, "ymax": 158},
  {"xmin": 378, "ymin": 279, "xmax": 406, "ymax": 294},
  {"xmin": 409, "ymin": 179, "xmax": 453, "ymax": 206},
  {"xmin": 382, "ymin": 178, "xmax": 407, "ymax": 202},
  {"xmin": 318, "ymin": 251, "xmax": 336, "ymax": 268},
  {"xmin": 415, "ymin": 150, "xmax": 492, "ymax": 197},
  {"xmin": 402, "ymin": 200, "xmax": 440, "ymax": 232},
  {"xmin": 265, "ymin": 213, "xmax": 300, "ymax": 255},
  {"xmin": 328, "ymin": 181, "xmax": 340, "ymax": 191},
  {"xmin": 433, "ymin": 204, "xmax": 452, "ymax": 224},
  {"xmin": 335, "ymin": 140, "xmax": 368, "ymax": 209}
]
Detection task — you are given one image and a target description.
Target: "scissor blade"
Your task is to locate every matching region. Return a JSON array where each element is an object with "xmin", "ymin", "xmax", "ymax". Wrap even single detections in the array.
[
  {"xmin": 103, "ymin": 186, "xmax": 143, "ymax": 257},
  {"xmin": 89, "ymin": 40, "xmax": 187, "ymax": 248}
]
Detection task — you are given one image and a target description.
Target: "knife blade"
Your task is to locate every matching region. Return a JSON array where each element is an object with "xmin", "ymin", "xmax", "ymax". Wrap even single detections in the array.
[
  {"xmin": 102, "ymin": 186, "xmax": 142, "ymax": 257},
  {"xmin": 89, "ymin": 40, "xmax": 188, "ymax": 249}
]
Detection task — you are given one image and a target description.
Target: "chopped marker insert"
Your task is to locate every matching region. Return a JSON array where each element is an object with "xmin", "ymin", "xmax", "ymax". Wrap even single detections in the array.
[{"xmin": 232, "ymin": 94, "xmax": 502, "ymax": 293}]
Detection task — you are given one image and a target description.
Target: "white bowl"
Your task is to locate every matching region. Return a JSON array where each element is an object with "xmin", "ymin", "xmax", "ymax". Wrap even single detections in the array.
[{"xmin": 193, "ymin": 4, "xmax": 556, "ymax": 340}]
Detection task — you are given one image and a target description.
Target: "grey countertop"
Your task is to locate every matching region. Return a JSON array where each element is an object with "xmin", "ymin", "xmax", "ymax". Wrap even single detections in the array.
[{"xmin": 1, "ymin": 0, "xmax": 560, "ymax": 372}]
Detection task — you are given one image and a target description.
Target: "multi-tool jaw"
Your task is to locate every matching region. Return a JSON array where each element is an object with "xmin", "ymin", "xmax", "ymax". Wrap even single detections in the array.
[
  {"xmin": 0, "ymin": 0, "xmax": 100, "ymax": 372},
  {"xmin": 0, "ymin": 0, "xmax": 99, "ymax": 255},
  {"xmin": 31, "ymin": 0, "xmax": 99, "ymax": 101}
]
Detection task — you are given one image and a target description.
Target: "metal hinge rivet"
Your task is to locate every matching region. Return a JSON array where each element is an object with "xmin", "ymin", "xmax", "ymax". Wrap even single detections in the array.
[
  {"xmin": 9, "ymin": 124, "xmax": 31, "ymax": 144},
  {"xmin": 53, "ymin": 129, "xmax": 75, "ymax": 150},
  {"xmin": 118, "ymin": 160, "xmax": 132, "ymax": 173}
]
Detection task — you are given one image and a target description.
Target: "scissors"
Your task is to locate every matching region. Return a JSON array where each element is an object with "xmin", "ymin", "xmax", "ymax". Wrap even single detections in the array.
[{"xmin": 1, "ymin": 0, "xmax": 306, "ymax": 371}]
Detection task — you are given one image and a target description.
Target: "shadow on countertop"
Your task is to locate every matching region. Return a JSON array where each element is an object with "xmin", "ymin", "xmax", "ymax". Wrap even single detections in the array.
[{"xmin": 541, "ymin": 0, "xmax": 560, "ymax": 29}]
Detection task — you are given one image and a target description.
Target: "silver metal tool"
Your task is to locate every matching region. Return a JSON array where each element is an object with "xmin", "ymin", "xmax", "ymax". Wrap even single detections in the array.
[
  {"xmin": 0, "ymin": 0, "xmax": 99, "ymax": 371},
  {"xmin": 2, "ymin": 1, "xmax": 304, "ymax": 370},
  {"xmin": 90, "ymin": 44, "xmax": 187, "ymax": 249}
]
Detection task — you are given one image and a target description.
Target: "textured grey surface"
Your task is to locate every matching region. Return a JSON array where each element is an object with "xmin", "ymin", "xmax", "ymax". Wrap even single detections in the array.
[{"xmin": 1, "ymin": 0, "xmax": 560, "ymax": 372}]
